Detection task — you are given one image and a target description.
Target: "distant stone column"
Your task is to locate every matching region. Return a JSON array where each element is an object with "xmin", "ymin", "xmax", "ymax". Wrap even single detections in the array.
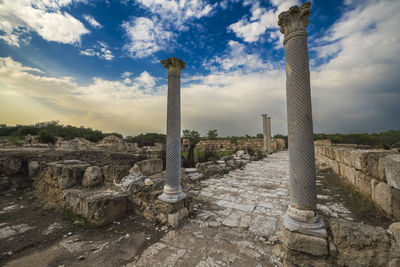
[
  {"xmin": 158, "ymin": 57, "xmax": 186, "ymax": 203},
  {"xmin": 278, "ymin": 2, "xmax": 326, "ymax": 237},
  {"xmin": 262, "ymin": 114, "xmax": 272, "ymax": 153}
]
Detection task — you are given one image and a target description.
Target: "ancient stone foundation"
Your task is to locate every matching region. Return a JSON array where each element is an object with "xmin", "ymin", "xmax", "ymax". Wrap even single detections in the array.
[{"xmin": 315, "ymin": 140, "xmax": 400, "ymax": 220}]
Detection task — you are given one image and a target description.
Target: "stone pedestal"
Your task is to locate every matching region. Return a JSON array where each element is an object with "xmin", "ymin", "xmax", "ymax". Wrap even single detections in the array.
[
  {"xmin": 278, "ymin": 1, "xmax": 327, "ymax": 255},
  {"xmin": 158, "ymin": 57, "xmax": 187, "ymax": 203}
]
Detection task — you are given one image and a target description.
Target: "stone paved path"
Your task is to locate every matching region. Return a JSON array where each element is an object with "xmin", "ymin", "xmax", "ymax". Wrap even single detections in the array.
[
  {"xmin": 128, "ymin": 151, "xmax": 355, "ymax": 267},
  {"xmin": 128, "ymin": 152, "xmax": 291, "ymax": 267}
]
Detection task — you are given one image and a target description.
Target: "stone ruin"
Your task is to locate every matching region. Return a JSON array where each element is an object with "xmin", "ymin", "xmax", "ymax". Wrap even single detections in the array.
[
  {"xmin": 2, "ymin": 3, "xmax": 400, "ymax": 266},
  {"xmin": 195, "ymin": 138, "xmax": 286, "ymax": 153}
]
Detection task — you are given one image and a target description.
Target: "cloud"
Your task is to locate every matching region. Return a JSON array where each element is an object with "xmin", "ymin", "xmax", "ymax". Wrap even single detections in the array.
[
  {"xmin": 0, "ymin": 57, "xmax": 166, "ymax": 135},
  {"xmin": 123, "ymin": 0, "xmax": 216, "ymax": 58},
  {"xmin": 204, "ymin": 40, "xmax": 271, "ymax": 72},
  {"xmin": 310, "ymin": 0, "xmax": 400, "ymax": 133},
  {"xmin": 0, "ymin": 0, "xmax": 89, "ymax": 47},
  {"xmin": 79, "ymin": 41, "xmax": 114, "ymax": 61},
  {"xmin": 83, "ymin": 15, "xmax": 102, "ymax": 29},
  {"xmin": 122, "ymin": 17, "xmax": 173, "ymax": 58},
  {"xmin": 228, "ymin": 0, "xmax": 299, "ymax": 44}
]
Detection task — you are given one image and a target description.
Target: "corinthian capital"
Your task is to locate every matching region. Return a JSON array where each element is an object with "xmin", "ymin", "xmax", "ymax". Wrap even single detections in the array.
[
  {"xmin": 278, "ymin": 2, "xmax": 311, "ymax": 36},
  {"xmin": 161, "ymin": 57, "xmax": 186, "ymax": 75}
]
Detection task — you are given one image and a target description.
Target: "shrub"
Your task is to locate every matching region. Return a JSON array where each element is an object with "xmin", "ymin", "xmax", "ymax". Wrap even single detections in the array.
[{"xmin": 37, "ymin": 129, "xmax": 55, "ymax": 144}]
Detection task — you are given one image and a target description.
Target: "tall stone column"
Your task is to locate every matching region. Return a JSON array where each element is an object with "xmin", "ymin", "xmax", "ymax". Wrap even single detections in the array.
[
  {"xmin": 262, "ymin": 114, "xmax": 272, "ymax": 153},
  {"xmin": 278, "ymin": 2, "xmax": 326, "ymax": 237},
  {"xmin": 158, "ymin": 57, "xmax": 186, "ymax": 203}
]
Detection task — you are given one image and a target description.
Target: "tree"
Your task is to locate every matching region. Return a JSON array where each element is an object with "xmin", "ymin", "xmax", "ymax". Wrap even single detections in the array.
[
  {"xmin": 182, "ymin": 129, "xmax": 200, "ymax": 145},
  {"xmin": 182, "ymin": 129, "xmax": 201, "ymax": 168},
  {"xmin": 37, "ymin": 129, "xmax": 55, "ymax": 144},
  {"xmin": 206, "ymin": 129, "xmax": 218, "ymax": 140}
]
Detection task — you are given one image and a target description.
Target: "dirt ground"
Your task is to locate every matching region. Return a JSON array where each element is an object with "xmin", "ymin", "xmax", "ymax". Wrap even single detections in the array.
[{"xmin": 0, "ymin": 187, "xmax": 164, "ymax": 267}]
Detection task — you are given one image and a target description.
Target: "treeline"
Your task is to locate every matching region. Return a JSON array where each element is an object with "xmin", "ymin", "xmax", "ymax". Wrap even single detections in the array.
[
  {"xmin": 2, "ymin": 122, "xmax": 399, "ymax": 148},
  {"xmin": 0, "ymin": 121, "xmax": 122, "ymax": 143},
  {"xmin": 314, "ymin": 130, "xmax": 400, "ymax": 148}
]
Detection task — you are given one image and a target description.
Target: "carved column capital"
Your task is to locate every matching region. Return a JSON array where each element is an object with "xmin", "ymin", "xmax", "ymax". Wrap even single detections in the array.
[
  {"xmin": 161, "ymin": 57, "xmax": 186, "ymax": 75},
  {"xmin": 278, "ymin": 2, "xmax": 311, "ymax": 44}
]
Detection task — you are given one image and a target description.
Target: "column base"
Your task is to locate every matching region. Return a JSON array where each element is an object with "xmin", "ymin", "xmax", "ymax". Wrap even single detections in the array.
[
  {"xmin": 158, "ymin": 184, "xmax": 186, "ymax": 204},
  {"xmin": 283, "ymin": 204, "xmax": 327, "ymax": 238}
]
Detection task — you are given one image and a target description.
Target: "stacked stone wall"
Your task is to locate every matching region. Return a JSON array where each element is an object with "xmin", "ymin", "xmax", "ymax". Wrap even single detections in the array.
[
  {"xmin": 315, "ymin": 140, "xmax": 400, "ymax": 220},
  {"xmin": 195, "ymin": 139, "xmax": 286, "ymax": 152},
  {"xmin": 195, "ymin": 140, "xmax": 233, "ymax": 151},
  {"xmin": 237, "ymin": 139, "xmax": 264, "ymax": 151}
]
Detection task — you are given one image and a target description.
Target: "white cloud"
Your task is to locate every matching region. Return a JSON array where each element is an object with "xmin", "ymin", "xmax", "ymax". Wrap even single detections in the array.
[
  {"xmin": 123, "ymin": 0, "xmax": 216, "ymax": 58},
  {"xmin": 83, "ymin": 15, "xmax": 102, "ymax": 29},
  {"xmin": 0, "ymin": 57, "xmax": 165, "ymax": 135},
  {"xmin": 205, "ymin": 40, "xmax": 270, "ymax": 72},
  {"xmin": 310, "ymin": 0, "xmax": 400, "ymax": 133},
  {"xmin": 136, "ymin": 71, "xmax": 156, "ymax": 89},
  {"xmin": 228, "ymin": 0, "xmax": 299, "ymax": 44},
  {"xmin": 0, "ymin": 0, "xmax": 89, "ymax": 47},
  {"xmin": 80, "ymin": 41, "xmax": 114, "ymax": 61},
  {"xmin": 121, "ymin": 71, "xmax": 133, "ymax": 78},
  {"xmin": 122, "ymin": 17, "xmax": 173, "ymax": 58}
]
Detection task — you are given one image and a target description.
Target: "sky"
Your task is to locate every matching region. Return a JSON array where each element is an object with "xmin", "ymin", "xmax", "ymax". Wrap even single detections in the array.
[{"xmin": 0, "ymin": 0, "xmax": 399, "ymax": 137}]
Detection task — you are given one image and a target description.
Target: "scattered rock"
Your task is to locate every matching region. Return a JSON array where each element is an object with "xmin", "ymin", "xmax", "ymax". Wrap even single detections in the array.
[
  {"xmin": 389, "ymin": 222, "xmax": 400, "ymax": 249},
  {"xmin": 77, "ymin": 255, "xmax": 85, "ymax": 261},
  {"xmin": 144, "ymin": 178, "xmax": 154, "ymax": 186},
  {"xmin": 82, "ymin": 166, "xmax": 103, "ymax": 187}
]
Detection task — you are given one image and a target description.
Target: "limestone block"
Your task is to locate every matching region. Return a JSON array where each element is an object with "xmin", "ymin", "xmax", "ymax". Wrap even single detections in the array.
[
  {"xmin": 328, "ymin": 147, "xmax": 335, "ymax": 160},
  {"xmin": 355, "ymin": 171, "xmax": 372, "ymax": 197},
  {"xmin": 342, "ymin": 150, "xmax": 353, "ymax": 167},
  {"xmin": 344, "ymin": 165, "xmax": 356, "ymax": 185},
  {"xmin": 28, "ymin": 161, "xmax": 40, "ymax": 178},
  {"xmin": 40, "ymin": 160, "xmax": 89, "ymax": 190},
  {"xmin": 57, "ymin": 161, "xmax": 89, "ymax": 189},
  {"xmin": 334, "ymin": 148, "xmax": 343, "ymax": 163},
  {"xmin": 352, "ymin": 150, "xmax": 371, "ymax": 171},
  {"xmin": 331, "ymin": 161, "xmax": 340, "ymax": 174},
  {"xmin": 102, "ymin": 165, "xmax": 129, "ymax": 183},
  {"xmin": 314, "ymin": 139, "xmax": 331, "ymax": 146},
  {"xmin": 329, "ymin": 218, "xmax": 391, "ymax": 266},
  {"xmin": 324, "ymin": 147, "xmax": 330, "ymax": 158},
  {"xmin": 283, "ymin": 229, "xmax": 328, "ymax": 256},
  {"xmin": 82, "ymin": 166, "xmax": 103, "ymax": 187},
  {"xmin": 367, "ymin": 152, "xmax": 394, "ymax": 180},
  {"xmin": 389, "ymin": 222, "xmax": 400, "ymax": 249},
  {"xmin": 135, "ymin": 159, "xmax": 163, "ymax": 176},
  {"xmin": 374, "ymin": 182, "xmax": 393, "ymax": 215},
  {"xmin": 168, "ymin": 207, "xmax": 188, "ymax": 228},
  {"xmin": 339, "ymin": 163, "xmax": 346, "ymax": 177},
  {"xmin": 0, "ymin": 157, "xmax": 22, "ymax": 176},
  {"xmin": 378, "ymin": 157, "xmax": 387, "ymax": 181},
  {"xmin": 392, "ymin": 188, "xmax": 400, "ymax": 220},
  {"xmin": 385, "ymin": 154, "xmax": 400, "ymax": 190},
  {"xmin": 371, "ymin": 179, "xmax": 379, "ymax": 202},
  {"xmin": 64, "ymin": 188, "xmax": 129, "ymax": 226}
]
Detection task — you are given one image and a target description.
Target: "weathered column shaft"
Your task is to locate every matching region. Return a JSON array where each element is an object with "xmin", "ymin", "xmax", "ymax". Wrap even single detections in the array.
[
  {"xmin": 262, "ymin": 114, "xmax": 272, "ymax": 153},
  {"xmin": 279, "ymin": 2, "xmax": 325, "ymax": 237},
  {"xmin": 285, "ymin": 27, "xmax": 316, "ymax": 210},
  {"xmin": 158, "ymin": 57, "xmax": 186, "ymax": 203},
  {"xmin": 267, "ymin": 116, "xmax": 272, "ymax": 152},
  {"xmin": 166, "ymin": 71, "xmax": 181, "ymax": 190},
  {"xmin": 280, "ymin": 1, "xmax": 315, "ymax": 210}
]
